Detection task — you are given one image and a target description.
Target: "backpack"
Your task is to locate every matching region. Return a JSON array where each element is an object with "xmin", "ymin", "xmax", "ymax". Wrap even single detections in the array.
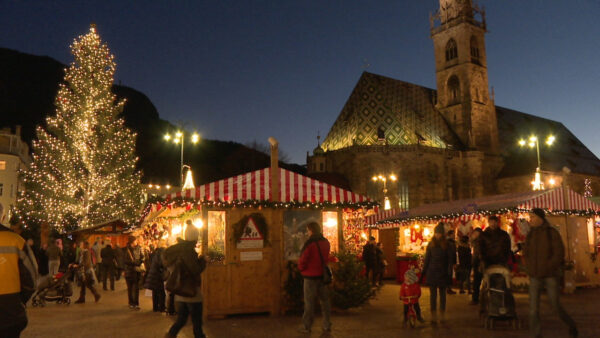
[{"xmin": 165, "ymin": 256, "xmax": 197, "ymax": 297}]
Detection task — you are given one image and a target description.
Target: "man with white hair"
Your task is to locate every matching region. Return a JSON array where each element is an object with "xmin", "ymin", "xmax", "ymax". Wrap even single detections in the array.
[{"xmin": 0, "ymin": 203, "xmax": 37, "ymax": 337}]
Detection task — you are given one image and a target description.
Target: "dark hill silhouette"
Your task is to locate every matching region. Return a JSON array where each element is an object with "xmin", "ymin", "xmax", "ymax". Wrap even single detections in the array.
[{"xmin": 0, "ymin": 47, "xmax": 304, "ymax": 185}]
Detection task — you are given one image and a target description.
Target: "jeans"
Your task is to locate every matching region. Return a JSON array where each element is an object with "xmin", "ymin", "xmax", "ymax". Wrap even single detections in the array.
[
  {"xmin": 48, "ymin": 260, "xmax": 60, "ymax": 276},
  {"xmin": 78, "ymin": 279, "xmax": 99, "ymax": 301},
  {"xmin": 152, "ymin": 286, "xmax": 166, "ymax": 312},
  {"xmin": 168, "ymin": 301, "xmax": 205, "ymax": 338},
  {"xmin": 365, "ymin": 265, "xmax": 376, "ymax": 284},
  {"xmin": 429, "ymin": 286, "xmax": 446, "ymax": 312},
  {"xmin": 126, "ymin": 277, "xmax": 140, "ymax": 306},
  {"xmin": 167, "ymin": 292, "xmax": 176, "ymax": 314},
  {"xmin": 472, "ymin": 270, "xmax": 483, "ymax": 302},
  {"xmin": 302, "ymin": 278, "xmax": 331, "ymax": 331},
  {"xmin": 101, "ymin": 264, "xmax": 115, "ymax": 290},
  {"xmin": 529, "ymin": 276, "xmax": 577, "ymax": 337},
  {"xmin": 457, "ymin": 266, "xmax": 471, "ymax": 291}
]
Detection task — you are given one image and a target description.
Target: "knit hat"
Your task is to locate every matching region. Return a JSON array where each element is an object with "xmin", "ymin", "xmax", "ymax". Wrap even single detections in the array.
[
  {"xmin": 404, "ymin": 269, "xmax": 418, "ymax": 285},
  {"xmin": 434, "ymin": 222, "xmax": 445, "ymax": 234},
  {"xmin": 531, "ymin": 208, "xmax": 546, "ymax": 220},
  {"xmin": 184, "ymin": 224, "xmax": 199, "ymax": 242}
]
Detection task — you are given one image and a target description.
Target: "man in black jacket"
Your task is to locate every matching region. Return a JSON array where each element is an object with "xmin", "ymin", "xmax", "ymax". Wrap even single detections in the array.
[
  {"xmin": 100, "ymin": 243, "xmax": 116, "ymax": 291},
  {"xmin": 362, "ymin": 236, "xmax": 377, "ymax": 285},
  {"xmin": 480, "ymin": 216, "xmax": 511, "ymax": 268}
]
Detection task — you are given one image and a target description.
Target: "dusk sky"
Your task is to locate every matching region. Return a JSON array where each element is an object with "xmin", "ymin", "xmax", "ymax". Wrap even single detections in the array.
[{"xmin": 1, "ymin": 0, "xmax": 599, "ymax": 164}]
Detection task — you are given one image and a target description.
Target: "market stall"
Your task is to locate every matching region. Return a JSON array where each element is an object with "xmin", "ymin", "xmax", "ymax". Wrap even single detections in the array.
[
  {"xmin": 367, "ymin": 187, "xmax": 600, "ymax": 289},
  {"xmin": 139, "ymin": 158, "xmax": 375, "ymax": 316}
]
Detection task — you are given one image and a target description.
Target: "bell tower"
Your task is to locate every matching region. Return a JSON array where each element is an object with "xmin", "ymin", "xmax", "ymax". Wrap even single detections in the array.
[{"xmin": 431, "ymin": 0, "xmax": 498, "ymax": 154}]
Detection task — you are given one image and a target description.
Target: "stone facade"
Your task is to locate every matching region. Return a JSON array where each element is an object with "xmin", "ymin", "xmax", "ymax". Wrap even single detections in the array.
[{"xmin": 307, "ymin": 0, "xmax": 600, "ymax": 208}]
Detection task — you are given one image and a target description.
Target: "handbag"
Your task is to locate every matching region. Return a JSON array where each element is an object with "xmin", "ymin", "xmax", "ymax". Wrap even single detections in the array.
[
  {"xmin": 165, "ymin": 256, "xmax": 197, "ymax": 297},
  {"xmin": 316, "ymin": 240, "xmax": 333, "ymax": 285},
  {"xmin": 127, "ymin": 248, "xmax": 145, "ymax": 273}
]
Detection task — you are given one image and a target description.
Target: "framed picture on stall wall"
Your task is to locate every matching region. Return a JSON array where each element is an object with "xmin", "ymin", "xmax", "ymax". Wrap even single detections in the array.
[{"xmin": 283, "ymin": 210, "xmax": 320, "ymax": 260}]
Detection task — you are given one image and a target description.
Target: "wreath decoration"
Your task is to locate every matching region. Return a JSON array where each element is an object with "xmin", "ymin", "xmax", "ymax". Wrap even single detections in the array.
[{"xmin": 232, "ymin": 213, "xmax": 270, "ymax": 246}]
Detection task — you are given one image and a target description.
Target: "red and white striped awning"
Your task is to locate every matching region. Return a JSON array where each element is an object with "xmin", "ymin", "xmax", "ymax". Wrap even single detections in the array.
[
  {"xmin": 372, "ymin": 187, "xmax": 600, "ymax": 228},
  {"xmin": 517, "ymin": 187, "xmax": 598, "ymax": 211},
  {"xmin": 163, "ymin": 167, "xmax": 369, "ymax": 204}
]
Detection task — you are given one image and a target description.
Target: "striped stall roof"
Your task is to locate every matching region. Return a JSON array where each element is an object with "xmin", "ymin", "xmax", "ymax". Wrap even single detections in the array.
[
  {"xmin": 372, "ymin": 187, "xmax": 600, "ymax": 228},
  {"xmin": 163, "ymin": 167, "xmax": 369, "ymax": 204}
]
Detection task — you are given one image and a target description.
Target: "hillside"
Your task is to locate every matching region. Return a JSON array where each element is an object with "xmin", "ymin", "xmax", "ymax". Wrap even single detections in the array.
[{"xmin": 0, "ymin": 47, "xmax": 303, "ymax": 185}]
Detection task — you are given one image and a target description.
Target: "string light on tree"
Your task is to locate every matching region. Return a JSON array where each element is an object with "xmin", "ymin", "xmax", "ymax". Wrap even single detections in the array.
[{"xmin": 17, "ymin": 24, "xmax": 143, "ymax": 230}]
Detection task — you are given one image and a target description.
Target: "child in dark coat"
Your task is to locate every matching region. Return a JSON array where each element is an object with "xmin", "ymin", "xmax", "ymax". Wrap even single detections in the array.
[{"xmin": 399, "ymin": 269, "xmax": 424, "ymax": 326}]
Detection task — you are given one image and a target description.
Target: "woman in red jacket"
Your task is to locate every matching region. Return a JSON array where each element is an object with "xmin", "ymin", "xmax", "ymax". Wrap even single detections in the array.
[{"xmin": 297, "ymin": 222, "xmax": 331, "ymax": 334}]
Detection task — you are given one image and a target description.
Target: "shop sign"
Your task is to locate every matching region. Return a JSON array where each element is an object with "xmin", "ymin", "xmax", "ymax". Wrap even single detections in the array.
[
  {"xmin": 237, "ymin": 217, "xmax": 264, "ymax": 249},
  {"xmin": 240, "ymin": 251, "xmax": 263, "ymax": 261}
]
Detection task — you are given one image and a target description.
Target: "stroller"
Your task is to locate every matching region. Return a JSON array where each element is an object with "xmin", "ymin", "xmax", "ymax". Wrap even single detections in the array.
[
  {"xmin": 31, "ymin": 267, "xmax": 74, "ymax": 307},
  {"xmin": 480, "ymin": 265, "xmax": 521, "ymax": 329}
]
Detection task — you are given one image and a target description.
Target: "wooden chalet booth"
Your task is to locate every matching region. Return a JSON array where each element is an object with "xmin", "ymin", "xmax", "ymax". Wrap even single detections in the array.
[
  {"xmin": 140, "ymin": 162, "xmax": 374, "ymax": 317},
  {"xmin": 367, "ymin": 187, "xmax": 600, "ymax": 290},
  {"xmin": 69, "ymin": 219, "xmax": 130, "ymax": 248}
]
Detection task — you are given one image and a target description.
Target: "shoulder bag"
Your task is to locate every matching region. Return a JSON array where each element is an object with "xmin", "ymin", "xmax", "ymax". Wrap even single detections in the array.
[{"xmin": 316, "ymin": 240, "xmax": 333, "ymax": 285}]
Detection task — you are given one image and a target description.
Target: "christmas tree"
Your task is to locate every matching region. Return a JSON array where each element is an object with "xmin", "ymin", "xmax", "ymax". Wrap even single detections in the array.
[{"xmin": 18, "ymin": 25, "xmax": 143, "ymax": 230}]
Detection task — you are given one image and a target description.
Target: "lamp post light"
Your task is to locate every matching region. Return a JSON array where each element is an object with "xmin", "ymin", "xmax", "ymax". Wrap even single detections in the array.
[
  {"xmin": 164, "ymin": 131, "xmax": 200, "ymax": 186},
  {"xmin": 372, "ymin": 174, "xmax": 397, "ymax": 210},
  {"xmin": 518, "ymin": 134, "xmax": 555, "ymax": 191}
]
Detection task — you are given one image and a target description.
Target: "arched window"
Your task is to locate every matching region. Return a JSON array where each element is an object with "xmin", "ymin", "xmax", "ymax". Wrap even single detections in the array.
[
  {"xmin": 470, "ymin": 36, "xmax": 480, "ymax": 63},
  {"xmin": 447, "ymin": 76, "xmax": 461, "ymax": 104},
  {"xmin": 445, "ymin": 39, "xmax": 458, "ymax": 61}
]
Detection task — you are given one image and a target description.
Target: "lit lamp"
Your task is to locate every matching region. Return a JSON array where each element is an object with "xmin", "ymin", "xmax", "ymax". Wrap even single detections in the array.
[
  {"xmin": 164, "ymin": 130, "xmax": 201, "ymax": 186},
  {"xmin": 372, "ymin": 174, "xmax": 397, "ymax": 210},
  {"xmin": 518, "ymin": 134, "xmax": 555, "ymax": 191}
]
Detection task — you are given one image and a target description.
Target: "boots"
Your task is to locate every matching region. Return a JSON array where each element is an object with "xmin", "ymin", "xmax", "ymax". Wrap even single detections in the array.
[{"xmin": 74, "ymin": 298, "xmax": 85, "ymax": 304}]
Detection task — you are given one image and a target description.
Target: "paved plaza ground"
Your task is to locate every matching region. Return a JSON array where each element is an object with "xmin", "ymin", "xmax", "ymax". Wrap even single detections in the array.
[{"xmin": 23, "ymin": 279, "xmax": 600, "ymax": 338}]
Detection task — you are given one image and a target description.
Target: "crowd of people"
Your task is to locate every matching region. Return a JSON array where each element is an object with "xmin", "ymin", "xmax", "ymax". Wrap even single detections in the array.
[{"xmin": 0, "ymin": 199, "xmax": 582, "ymax": 337}]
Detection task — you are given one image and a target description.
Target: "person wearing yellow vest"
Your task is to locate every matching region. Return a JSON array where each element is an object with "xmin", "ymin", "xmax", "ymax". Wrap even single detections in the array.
[{"xmin": 0, "ymin": 203, "xmax": 37, "ymax": 338}]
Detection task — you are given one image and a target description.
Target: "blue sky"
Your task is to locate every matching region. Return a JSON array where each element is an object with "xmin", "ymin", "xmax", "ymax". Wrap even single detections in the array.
[{"xmin": 1, "ymin": 0, "xmax": 598, "ymax": 164}]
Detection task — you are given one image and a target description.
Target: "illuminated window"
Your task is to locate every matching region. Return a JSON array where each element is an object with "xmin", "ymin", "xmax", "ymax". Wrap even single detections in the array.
[
  {"xmin": 0, "ymin": 161, "xmax": 5, "ymax": 170},
  {"xmin": 208, "ymin": 211, "xmax": 226, "ymax": 263},
  {"xmin": 322, "ymin": 211, "xmax": 339, "ymax": 252}
]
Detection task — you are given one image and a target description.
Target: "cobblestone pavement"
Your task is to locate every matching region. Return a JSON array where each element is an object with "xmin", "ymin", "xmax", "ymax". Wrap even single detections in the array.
[{"xmin": 23, "ymin": 279, "xmax": 600, "ymax": 338}]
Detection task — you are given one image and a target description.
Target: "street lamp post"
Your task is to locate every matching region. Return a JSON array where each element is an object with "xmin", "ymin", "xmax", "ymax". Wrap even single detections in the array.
[
  {"xmin": 372, "ymin": 174, "xmax": 397, "ymax": 210},
  {"xmin": 518, "ymin": 135, "xmax": 555, "ymax": 190},
  {"xmin": 164, "ymin": 131, "xmax": 200, "ymax": 186}
]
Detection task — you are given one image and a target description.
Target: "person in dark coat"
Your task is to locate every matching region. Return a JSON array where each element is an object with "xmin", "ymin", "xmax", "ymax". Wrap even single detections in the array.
[
  {"xmin": 114, "ymin": 245, "xmax": 125, "ymax": 281},
  {"xmin": 480, "ymin": 216, "xmax": 511, "ymax": 268},
  {"xmin": 74, "ymin": 241, "xmax": 101, "ymax": 304},
  {"xmin": 420, "ymin": 223, "xmax": 453, "ymax": 324},
  {"xmin": 525, "ymin": 208, "xmax": 578, "ymax": 338},
  {"xmin": 374, "ymin": 242, "xmax": 385, "ymax": 286},
  {"xmin": 362, "ymin": 236, "xmax": 377, "ymax": 285},
  {"xmin": 446, "ymin": 230, "xmax": 457, "ymax": 295},
  {"xmin": 100, "ymin": 243, "xmax": 116, "ymax": 291},
  {"xmin": 144, "ymin": 240, "xmax": 167, "ymax": 312},
  {"xmin": 469, "ymin": 228, "xmax": 483, "ymax": 305},
  {"xmin": 37, "ymin": 243, "xmax": 49, "ymax": 276},
  {"xmin": 456, "ymin": 236, "xmax": 472, "ymax": 294},
  {"xmin": 164, "ymin": 226, "xmax": 206, "ymax": 338},
  {"xmin": 124, "ymin": 236, "xmax": 143, "ymax": 310}
]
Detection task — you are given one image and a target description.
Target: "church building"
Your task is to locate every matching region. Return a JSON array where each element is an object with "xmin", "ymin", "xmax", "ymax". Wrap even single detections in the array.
[{"xmin": 307, "ymin": 0, "xmax": 600, "ymax": 209}]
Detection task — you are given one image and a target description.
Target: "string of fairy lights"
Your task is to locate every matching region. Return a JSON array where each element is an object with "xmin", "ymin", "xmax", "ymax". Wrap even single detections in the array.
[{"xmin": 16, "ymin": 25, "xmax": 143, "ymax": 230}]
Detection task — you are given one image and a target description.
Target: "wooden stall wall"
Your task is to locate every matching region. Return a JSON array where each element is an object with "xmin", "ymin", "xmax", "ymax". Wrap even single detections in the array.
[
  {"xmin": 379, "ymin": 228, "xmax": 398, "ymax": 279},
  {"xmin": 566, "ymin": 216, "xmax": 600, "ymax": 287},
  {"xmin": 202, "ymin": 207, "xmax": 284, "ymax": 317}
]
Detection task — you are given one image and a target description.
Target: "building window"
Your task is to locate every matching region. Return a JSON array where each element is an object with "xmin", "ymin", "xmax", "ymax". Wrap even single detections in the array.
[
  {"xmin": 397, "ymin": 180, "xmax": 410, "ymax": 211},
  {"xmin": 0, "ymin": 161, "xmax": 5, "ymax": 170},
  {"xmin": 319, "ymin": 163, "xmax": 324, "ymax": 171},
  {"xmin": 447, "ymin": 76, "xmax": 461, "ymax": 104},
  {"xmin": 0, "ymin": 183, "xmax": 3, "ymax": 196},
  {"xmin": 445, "ymin": 39, "xmax": 458, "ymax": 61},
  {"xmin": 470, "ymin": 36, "xmax": 480, "ymax": 63}
]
